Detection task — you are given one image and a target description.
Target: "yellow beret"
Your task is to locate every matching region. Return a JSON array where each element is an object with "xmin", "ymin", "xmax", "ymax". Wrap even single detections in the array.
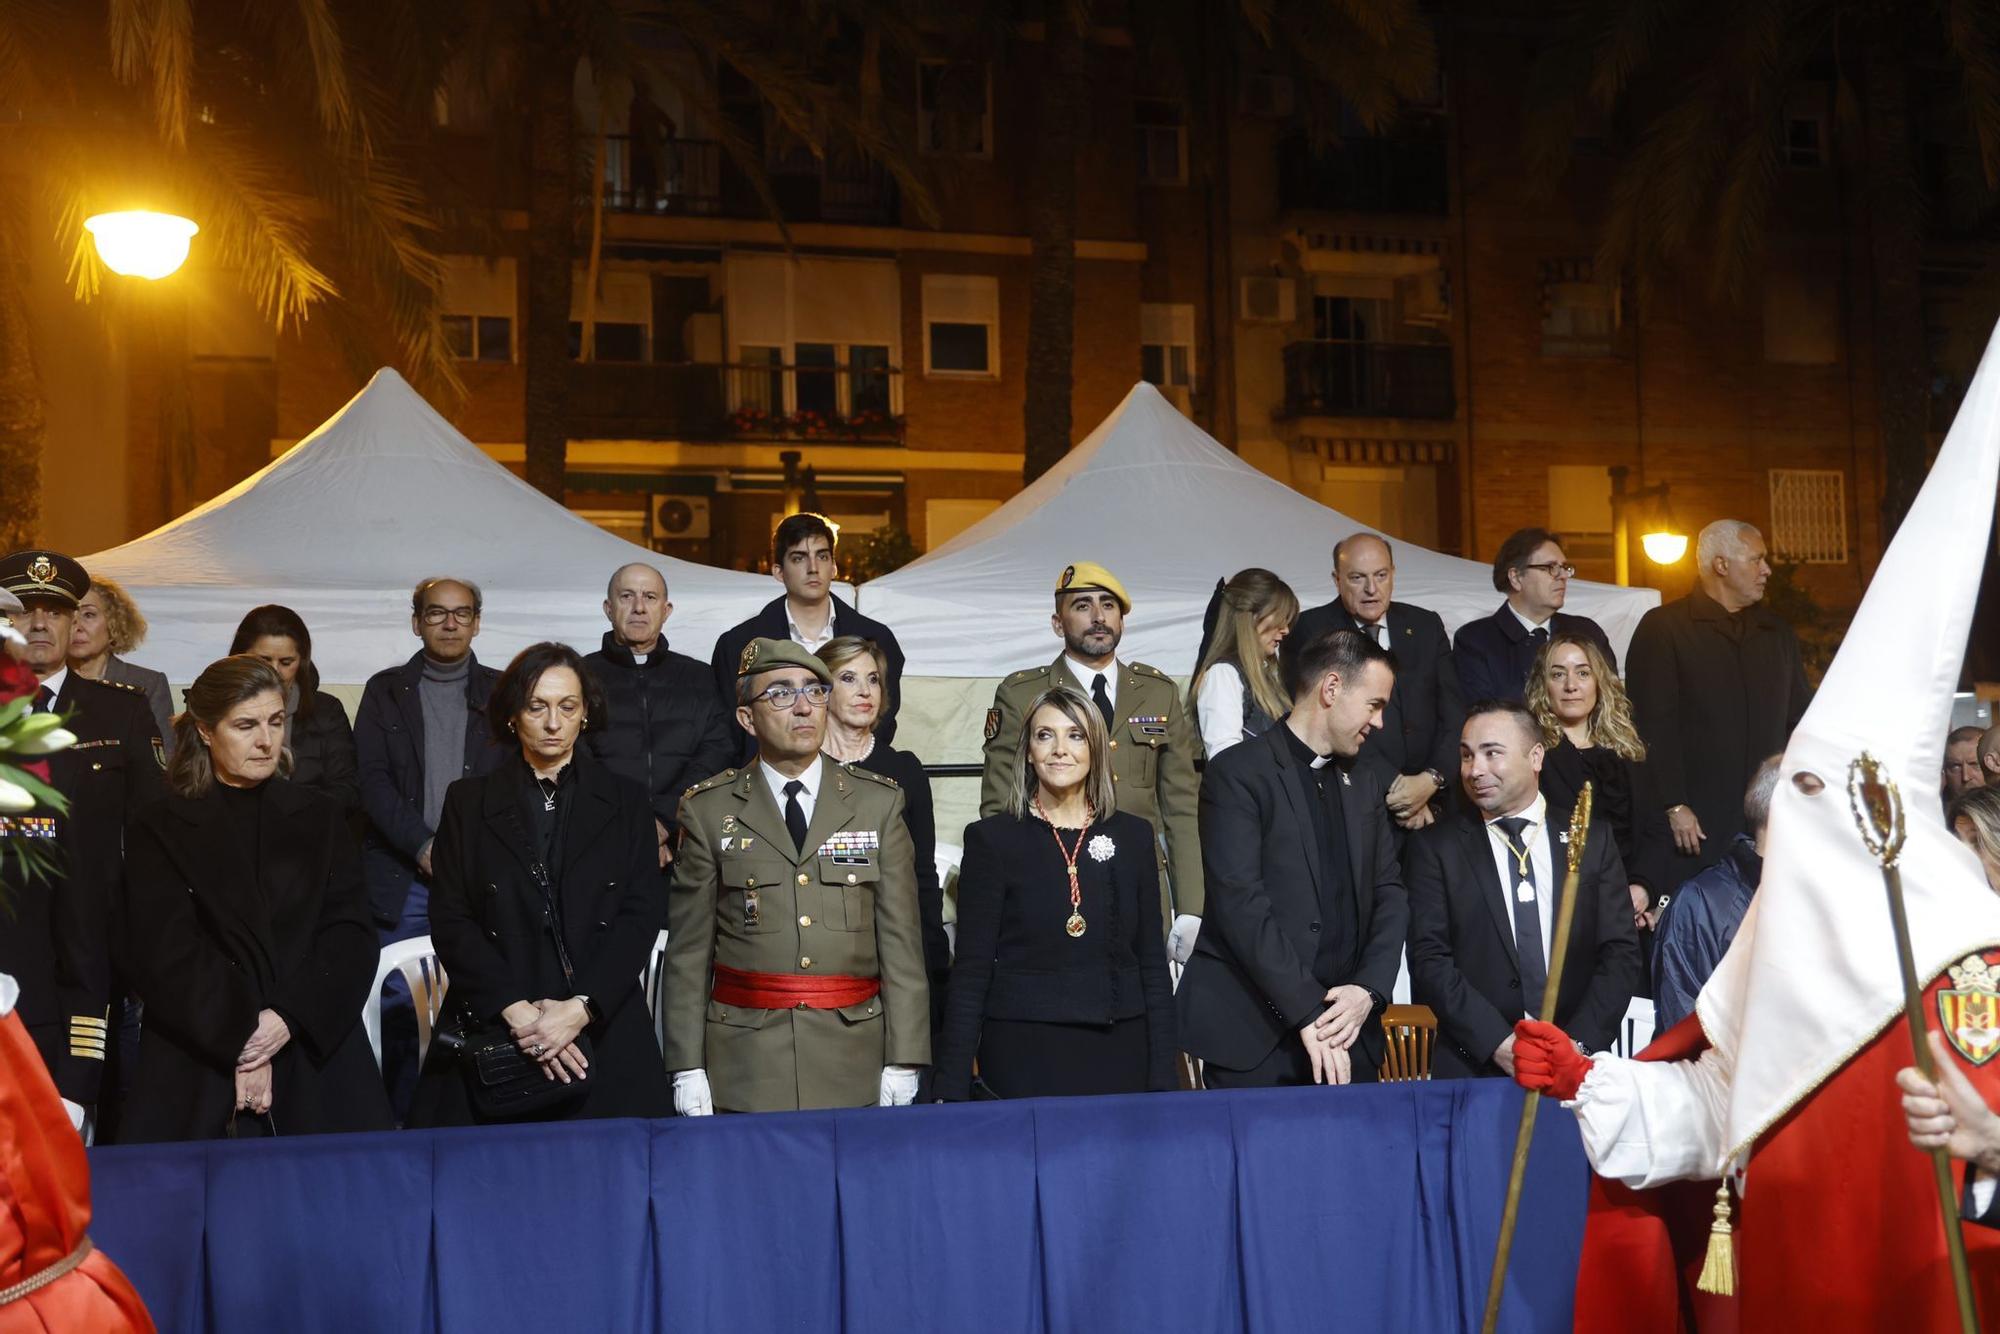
[{"xmin": 1055, "ymin": 561, "xmax": 1130, "ymax": 613}]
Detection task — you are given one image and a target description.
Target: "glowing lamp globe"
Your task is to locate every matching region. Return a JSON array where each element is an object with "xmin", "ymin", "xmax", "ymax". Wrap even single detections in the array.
[
  {"xmin": 1641, "ymin": 530, "xmax": 1689, "ymax": 566},
  {"xmin": 84, "ymin": 211, "xmax": 199, "ymax": 279}
]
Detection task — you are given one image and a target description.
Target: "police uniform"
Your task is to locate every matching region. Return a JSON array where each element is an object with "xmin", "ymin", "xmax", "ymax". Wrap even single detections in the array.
[
  {"xmin": 660, "ymin": 639, "xmax": 930, "ymax": 1112},
  {"xmin": 0, "ymin": 551, "xmax": 166, "ymax": 1109},
  {"xmin": 977, "ymin": 563, "xmax": 1204, "ymax": 920}
]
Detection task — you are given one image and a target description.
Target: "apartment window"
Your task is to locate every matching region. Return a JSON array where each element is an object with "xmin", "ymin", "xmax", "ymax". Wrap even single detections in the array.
[
  {"xmin": 851, "ymin": 345, "xmax": 892, "ymax": 415},
  {"xmin": 1785, "ymin": 115, "xmax": 1825, "ymax": 167},
  {"xmin": 1140, "ymin": 303, "xmax": 1196, "ymax": 388},
  {"xmin": 1769, "ymin": 469, "xmax": 1848, "ymax": 564},
  {"xmin": 1541, "ymin": 259, "xmax": 1621, "ymax": 357},
  {"xmin": 923, "ymin": 274, "xmax": 999, "ymax": 376},
  {"xmin": 918, "ymin": 60, "xmax": 990, "ymax": 156},
  {"xmin": 567, "ymin": 321, "xmax": 648, "ymax": 362},
  {"xmin": 795, "ymin": 342, "xmax": 839, "ymax": 415},
  {"xmin": 443, "ymin": 314, "xmax": 512, "ymax": 362},
  {"xmin": 1135, "ymin": 99, "xmax": 1187, "ymax": 186},
  {"xmin": 1314, "ymin": 295, "xmax": 1390, "ymax": 343},
  {"xmin": 737, "ymin": 345, "xmax": 784, "ymax": 413}
]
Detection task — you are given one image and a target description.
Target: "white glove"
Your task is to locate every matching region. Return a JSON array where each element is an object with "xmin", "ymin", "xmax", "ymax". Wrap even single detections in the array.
[
  {"xmin": 878, "ymin": 1065, "xmax": 920, "ymax": 1106},
  {"xmin": 1168, "ymin": 914, "xmax": 1201, "ymax": 966},
  {"xmin": 62, "ymin": 1099, "xmax": 85, "ymax": 1134},
  {"xmin": 672, "ymin": 1068, "xmax": 714, "ymax": 1116}
]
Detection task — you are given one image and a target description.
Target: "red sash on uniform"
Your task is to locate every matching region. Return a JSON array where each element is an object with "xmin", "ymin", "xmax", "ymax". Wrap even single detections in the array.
[{"xmin": 710, "ymin": 963, "xmax": 879, "ymax": 1010}]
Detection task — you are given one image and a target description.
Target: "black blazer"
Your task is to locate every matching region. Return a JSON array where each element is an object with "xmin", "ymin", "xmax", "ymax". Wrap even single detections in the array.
[
  {"xmin": 353, "ymin": 651, "xmax": 510, "ymax": 925},
  {"xmin": 116, "ymin": 780, "xmax": 392, "ymax": 1142},
  {"xmin": 1285, "ymin": 599, "xmax": 1464, "ymax": 795},
  {"xmin": 1175, "ymin": 725, "xmax": 1408, "ymax": 1072},
  {"xmin": 408, "ymin": 754, "xmax": 671, "ymax": 1125},
  {"xmin": 933, "ymin": 810, "xmax": 1177, "ymax": 1099},
  {"xmin": 1406, "ymin": 803, "xmax": 1641, "ymax": 1079},
  {"xmin": 1451, "ymin": 603, "xmax": 1617, "ymax": 705},
  {"xmin": 854, "ymin": 743, "xmax": 952, "ymax": 1017},
  {"xmin": 709, "ymin": 593, "xmax": 907, "ymax": 759},
  {"xmin": 290, "ymin": 690, "xmax": 360, "ymax": 813}
]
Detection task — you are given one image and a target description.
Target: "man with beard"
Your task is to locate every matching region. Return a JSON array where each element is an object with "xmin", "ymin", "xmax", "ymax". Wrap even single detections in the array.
[
  {"xmin": 978, "ymin": 562, "xmax": 1204, "ymax": 958},
  {"xmin": 0, "ymin": 550, "xmax": 165, "ymax": 1134}
]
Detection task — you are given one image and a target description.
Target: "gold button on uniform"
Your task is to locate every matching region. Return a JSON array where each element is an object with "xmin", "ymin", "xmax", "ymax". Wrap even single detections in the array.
[
  {"xmin": 1109, "ymin": 739, "xmax": 1118, "ymax": 750},
  {"xmin": 746, "ymin": 876, "xmax": 756, "ymax": 888},
  {"xmin": 845, "ymin": 873, "xmax": 858, "ymax": 884},
  {"xmin": 800, "ymin": 956, "xmax": 813, "ymax": 968},
  {"xmin": 797, "ymin": 872, "xmax": 809, "ymax": 886},
  {"xmin": 799, "ymin": 914, "xmax": 812, "ymax": 927}
]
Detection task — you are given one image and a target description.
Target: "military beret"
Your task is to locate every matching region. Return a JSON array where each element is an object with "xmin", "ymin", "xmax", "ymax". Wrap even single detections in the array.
[
  {"xmin": 1055, "ymin": 560, "xmax": 1130, "ymax": 613},
  {"xmin": 737, "ymin": 636, "xmax": 833, "ymax": 684},
  {"xmin": 0, "ymin": 550, "xmax": 89, "ymax": 609}
]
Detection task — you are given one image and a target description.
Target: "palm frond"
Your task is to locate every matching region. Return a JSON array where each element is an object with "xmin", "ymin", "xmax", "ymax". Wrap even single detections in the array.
[
  {"xmin": 1945, "ymin": 0, "xmax": 2000, "ymax": 189},
  {"xmin": 105, "ymin": 0, "xmax": 191, "ymax": 145}
]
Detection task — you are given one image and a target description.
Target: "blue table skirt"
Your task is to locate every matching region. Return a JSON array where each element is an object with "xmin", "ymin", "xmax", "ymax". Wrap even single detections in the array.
[{"xmin": 88, "ymin": 1079, "xmax": 1588, "ymax": 1333}]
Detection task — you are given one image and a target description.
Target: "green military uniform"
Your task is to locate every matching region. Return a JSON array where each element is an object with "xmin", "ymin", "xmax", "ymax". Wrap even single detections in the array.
[
  {"xmin": 978, "ymin": 656, "xmax": 1204, "ymax": 919},
  {"xmin": 663, "ymin": 754, "xmax": 931, "ymax": 1112}
]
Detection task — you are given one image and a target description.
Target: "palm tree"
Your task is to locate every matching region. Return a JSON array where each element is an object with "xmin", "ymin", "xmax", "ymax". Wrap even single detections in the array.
[
  {"xmin": 1523, "ymin": 0, "xmax": 2000, "ymax": 531},
  {"xmin": 443, "ymin": 1, "xmax": 940, "ymax": 501},
  {"xmin": 0, "ymin": 0, "xmax": 461, "ymax": 548}
]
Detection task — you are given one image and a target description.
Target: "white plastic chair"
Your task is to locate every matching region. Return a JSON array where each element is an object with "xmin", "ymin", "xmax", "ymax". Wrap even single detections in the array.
[
  {"xmin": 934, "ymin": 841, "xmax": 963, "ymax": 957},
  {"xmin": 643, "ymin": 929, "xmax": 669, "ymax": 1049},
  {"xmin": 1610, "ymin": 996, "xmax": 1658, "ymax": 1059},
  {"xmin": 363, "ymin": 936, "xmax": 450, "ymax": 1071}
]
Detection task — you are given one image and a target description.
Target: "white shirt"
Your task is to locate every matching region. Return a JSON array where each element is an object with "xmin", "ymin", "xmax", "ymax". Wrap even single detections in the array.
[
  {"xmin": 759, "ymin": 756, "xmax": 824, "ymax": 826},
  {"xmin": 1507, "ymin": 603, "xmax": 1553, "ymax": 638},
  {"xmin": 34, "ymin": 666, "xmax": 67, "ymax": 708},
  {"xmin": 1483, "ymin": 792, "xmax": 1555, "ymax": 962},
  {"xmin": 786, "ymin": 600, "xmax": 838, "ymax": 653},
  {"xmin": 1194, "ymin": 662, "xmax": 1246, "ymax": 757},
  {"xmin": 1354, "ymin": 612, "xmax": 1391, "ymax": 648},
  {"xmin": 1062, "ymin": 654, "xmax": 1119, "ymax": 710}
]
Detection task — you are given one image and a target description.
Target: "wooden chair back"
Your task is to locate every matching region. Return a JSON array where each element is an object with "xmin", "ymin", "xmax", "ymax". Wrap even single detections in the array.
[{"xmin": 1378, "ymin": 1004, "xmax": 1437, "ymax": 1082}]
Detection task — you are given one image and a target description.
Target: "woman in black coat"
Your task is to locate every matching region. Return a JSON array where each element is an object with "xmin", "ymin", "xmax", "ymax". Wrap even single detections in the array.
[
  {"xmin": 934, "ymin": 685, "xmax": 1178, "ymax": 1101},
  {"xmin": 817, "ymin": 636, "xmax": 951, "ymax": 1036},
  {"xmin": 407, "ymin": 641, "xmax": 670, "ymax": 1126},
  {"xmin": 231, "ymin": 604, "xmax": 359, "ymax": 812},
  {"xmin": 117, "ymin": 655, "xmax": 391, "ymax": 1142}
]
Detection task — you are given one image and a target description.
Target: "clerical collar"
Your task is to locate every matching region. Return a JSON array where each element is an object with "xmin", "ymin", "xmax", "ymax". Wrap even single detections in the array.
[{"xmin": 1281, "ymin": 722, "xmax": 1334, "ymax": 770}]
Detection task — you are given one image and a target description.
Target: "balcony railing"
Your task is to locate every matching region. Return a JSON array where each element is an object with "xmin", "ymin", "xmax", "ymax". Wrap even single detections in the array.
[
  {"xmin": 1281, "ymin": 341, "xmax": 1455, "ymax": 421},
  {"xmin": 598, "ymin": 135, "xmax": 898, "ymax": 225},
  {"xmin": 569, "ymin": 361, "xmax": 904, "ymax": 442},
  {"xmin": 1278, "ymin": 134, "xmax": 1450, "ymax": 216}
]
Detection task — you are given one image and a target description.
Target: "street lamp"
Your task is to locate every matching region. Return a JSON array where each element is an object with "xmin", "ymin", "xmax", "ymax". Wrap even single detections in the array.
[
  {"xmin": 83, "ymin": 211, "xmax": 199, "ymax": 280},
  {"xmin": 1609, "ymin": 465, "xmax": 1688, "ymax": 585}
]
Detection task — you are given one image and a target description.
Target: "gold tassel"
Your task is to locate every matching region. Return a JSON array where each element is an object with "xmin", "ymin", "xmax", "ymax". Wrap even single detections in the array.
[{"xmin": 1695, "ymin": 1178, "xmax": 1736, "ymax": 1296}]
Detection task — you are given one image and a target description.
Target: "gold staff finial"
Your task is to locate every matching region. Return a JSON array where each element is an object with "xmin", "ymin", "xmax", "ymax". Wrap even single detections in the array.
[
  {"xmin": 1566, "ymin": 781, "xmax": 1594, "ymax": 877},
  {"xmin": 1848, "ymin": 751, "xmax": 1906, "ymax": 869}
]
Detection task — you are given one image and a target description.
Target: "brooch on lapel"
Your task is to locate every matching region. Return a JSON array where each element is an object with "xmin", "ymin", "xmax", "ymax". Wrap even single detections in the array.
[
  {"xmin": 1087, "ymin": 834, "xmax": 1116, "ymax": 862},
  {"xmin": 1340, "ymin": 770, "xmax": 1352, "ymax": 787},
  {"xmin": 1556, "ymin": 829, "xmax": 1569, "ymax": 845}
]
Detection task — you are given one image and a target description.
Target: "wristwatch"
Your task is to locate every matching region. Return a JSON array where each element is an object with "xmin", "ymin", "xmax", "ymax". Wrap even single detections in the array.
[{"xmin": 1423, "ymin": 768, "xmax": 1447, "ymax": 791}]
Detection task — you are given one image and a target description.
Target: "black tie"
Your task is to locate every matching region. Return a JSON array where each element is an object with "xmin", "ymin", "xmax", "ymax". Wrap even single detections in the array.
[
  {"xmin": 783, "ymin": 779, "xmax": 809, "ymax": 855},
  {"xmin": 1529, "ymin": 626, "xmax": 1548, "ymax": 649},
  {"xmin": 1091, "ymin": 673, "xmax": 1114, "ymax": 728},
  {"xmin": 1495, "ymin": 816, "xmax": 1548, "ymax": 1018},
  {"xmin": 34, "ymin": 686, "xmax": 53, "ymax": 714}
]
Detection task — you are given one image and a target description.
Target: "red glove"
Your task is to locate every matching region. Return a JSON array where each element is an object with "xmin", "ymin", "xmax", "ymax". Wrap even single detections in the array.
[{"xmin": 1512, "ymin": 1018, "xmax": 1593, "ymax": 1101}]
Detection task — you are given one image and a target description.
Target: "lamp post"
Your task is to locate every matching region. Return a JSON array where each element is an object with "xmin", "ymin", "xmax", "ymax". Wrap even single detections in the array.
[
  {"xmin": 1609, "ymin": 465, "xmax": 1688, "ymax": 586},
  {"xmin": 83, "ymin": 210, "xmax": 199, "ymax": 280}
]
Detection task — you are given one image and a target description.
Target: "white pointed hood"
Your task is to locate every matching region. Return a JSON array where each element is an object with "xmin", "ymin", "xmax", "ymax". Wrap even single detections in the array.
[{"xmin": 1697, "ymin": 320, "xmax": 2000, "ymax": 1161}]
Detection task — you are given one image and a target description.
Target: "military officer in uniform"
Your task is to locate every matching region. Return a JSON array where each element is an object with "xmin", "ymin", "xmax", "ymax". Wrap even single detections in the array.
[
  {"xmin": 0, "ymin": 551, "xmax": 166, "ymax": 1133},
  {"xmin": 979, "ymin": 562, "xmax": 1205, "ymax": 963},
  {"xmin": 662, "ymin": 638, "xmax": 929, "ymax": 1114}
]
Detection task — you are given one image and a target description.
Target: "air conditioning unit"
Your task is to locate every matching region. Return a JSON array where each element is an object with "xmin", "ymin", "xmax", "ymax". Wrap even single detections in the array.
[
  {"xmin": 1240, "ymin": 73, "xmax": 1295, "ymax": 119},
  {"xmin": 1397, "ymin": 267, "xmax": 1451, "ymax": 328},
  {"xmin": 650, "ymin": 494, "xmax": 712, "ymax": 541},
  {"xmin": 1238, "ymin": 275, "xmax": 1297, "ymax": 323}
]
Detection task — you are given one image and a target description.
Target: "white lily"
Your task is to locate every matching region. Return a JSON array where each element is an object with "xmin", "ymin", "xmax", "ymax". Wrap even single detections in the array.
[
  {"xmin": 9, "ymin": 727, "xmax": 76, "ymax": 756},
  {"xmin": 0, "ymin": 778, "xmax": 34, "ymax": 812}
]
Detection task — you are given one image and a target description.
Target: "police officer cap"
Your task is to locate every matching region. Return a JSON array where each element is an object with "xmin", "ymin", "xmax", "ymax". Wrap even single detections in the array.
[
  {"xmin": 737, "ymin": 636, "xmax": 833, "ymax": 684},
  {"xmin": 1054, "ymin": 561, "xmax": 1130, "ymax": 613},
  {"xmin": 0, "ymin": 550, "xmax": 90, "ymax": 609}
]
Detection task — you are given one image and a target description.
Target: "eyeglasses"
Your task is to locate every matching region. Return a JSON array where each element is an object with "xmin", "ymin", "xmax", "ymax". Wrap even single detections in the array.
[
  {"xmin": 420, "ymin": 606, "xmax": 479, "ymax": 626},
  {"xmin": 752, "ymin": 683, "xmax": 831, "ymax": 708},
  {"xmin": 1521, "ymin": 562, "xmax": 1576, "ymax": 579}
]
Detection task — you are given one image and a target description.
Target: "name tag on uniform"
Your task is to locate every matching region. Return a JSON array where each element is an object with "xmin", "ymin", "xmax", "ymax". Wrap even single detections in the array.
[{"xmin": 1129, "ymin": 714, "xmax": 1168, "ymax": 736}]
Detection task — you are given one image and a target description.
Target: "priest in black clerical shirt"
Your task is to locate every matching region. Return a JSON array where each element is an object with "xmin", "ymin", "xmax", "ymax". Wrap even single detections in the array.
[{"xmin": 1176, "ymin": 628, "xmax": 1409, "ymax": 1087}]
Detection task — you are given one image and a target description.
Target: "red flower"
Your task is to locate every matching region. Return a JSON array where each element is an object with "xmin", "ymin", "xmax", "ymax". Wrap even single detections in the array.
[{"xmin": 0, "ymin": 652, "xmax": 38, "ymax": 704}]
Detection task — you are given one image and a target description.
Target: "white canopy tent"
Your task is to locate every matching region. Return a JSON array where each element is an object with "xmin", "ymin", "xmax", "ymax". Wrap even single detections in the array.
[
  {"xmin": 860, "ymin": 381, "xmax": 1661, "ymax": 676},
  {"xmin": 82, "ymin": 368, "xmax": 773, "ymax": 685}
]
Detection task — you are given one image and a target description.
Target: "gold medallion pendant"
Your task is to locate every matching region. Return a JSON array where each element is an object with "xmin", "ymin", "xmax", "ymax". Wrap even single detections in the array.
[{"xmin": 1065, "ymin": 913, "xmax": 1087, "ymax": 938}]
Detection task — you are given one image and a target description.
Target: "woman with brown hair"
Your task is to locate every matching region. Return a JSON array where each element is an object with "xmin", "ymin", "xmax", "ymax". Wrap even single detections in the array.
[
  {"xmin": 230, "ymin": 604, "xmax": 359, "ymax": 811},
  {"xmin": 1189, "ymin": 568, "xmax": 1298, "ymax": 760},
  {"xmin": 116, "ymin": 656, "xmax": 390, "ymax": 1141},
  {"xmin": 933, "ymin": 685, "xmax": 1178, "ymax": 1100},
  {"xmin": 65, "ymin": 575, "xmax": 174, "ymax": 758}
]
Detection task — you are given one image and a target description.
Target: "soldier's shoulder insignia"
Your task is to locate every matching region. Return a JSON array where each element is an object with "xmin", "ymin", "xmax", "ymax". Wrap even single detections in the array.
[
  {"xmin": 685, "ymin": 769, "xmax": 737, "ymax": 799},
  {"xmin": 1003, "ymin": 666, "xmax": 1045, "ymax": 684},
  {"xmin": 1130, "ymin": 661, "xmax": 1172, "ymax": 682},
  {"xmin": 984, "ymin": 707, "xmax": 1001, "ymax": 742},
  {"xmin": 1939, "ymin": 950, "xmax": 2000, "ymax": 1066},
  {"xmin": 849, "ymin": 764, "xmax": 899, "ymax": 790}
]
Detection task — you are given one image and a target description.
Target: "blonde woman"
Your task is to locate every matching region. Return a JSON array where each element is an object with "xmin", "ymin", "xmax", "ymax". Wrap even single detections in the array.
[
  {"xmin": 933, "ymin": 685, "xmax": 1177, "ymax": 1100},
  {"xmin": 66, "ymin": 575, "xmax": 175, "ymax": 758},
  {"xmin": 1189, "ymin": 568, "xmax": 1298, "ymax": 759},
  {"xmin": 1525, "ymin": 632, "xmax": 1658, "ymax": 933}
]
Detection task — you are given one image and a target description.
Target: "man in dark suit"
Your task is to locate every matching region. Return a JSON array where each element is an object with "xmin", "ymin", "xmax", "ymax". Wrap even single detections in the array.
[
  {"xmin": 1177, "ymin": 627, "xmax": 1407, "ymax": 1087},
  {"xmin": 1451, "ymin": 528, "xmax": 1616, "ymax": 704},
  {"xmin": 709, "ymin": 513, "xmax": 906, "ymax": 763},
  {"xmin": 1407, "ymin": 700, "xmax": 1640, "ymax": 1079},
  {"xmin": 0, "ymin": 551, "xmax": 166, "ymax": 1133},
  {"xmin": 1285, "ymin": 534, "xmax": 1463, "ymax": 837}
]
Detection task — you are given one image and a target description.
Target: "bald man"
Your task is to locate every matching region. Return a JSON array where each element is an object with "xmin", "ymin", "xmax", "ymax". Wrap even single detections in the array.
[{"xmin": 1283, "ymin": 534, "xmax": 1464, "ymax": 838}]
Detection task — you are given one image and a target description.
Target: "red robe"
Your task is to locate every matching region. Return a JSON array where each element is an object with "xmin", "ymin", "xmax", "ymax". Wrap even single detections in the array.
[
  {"xmin": 0, "ymin": 1003, "xmax": 151, "ymax": 1332},
  {"xmin": 1576, "ymin": 953, "xmax": 2000, "ymax": 1333}
]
